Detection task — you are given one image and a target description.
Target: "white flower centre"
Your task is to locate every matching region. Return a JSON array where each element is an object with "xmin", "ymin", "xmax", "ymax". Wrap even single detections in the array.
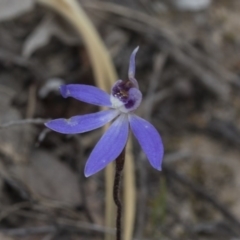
[{"xmin": 110, "ymin": 95, "xmax": 124, "ymax": 108}]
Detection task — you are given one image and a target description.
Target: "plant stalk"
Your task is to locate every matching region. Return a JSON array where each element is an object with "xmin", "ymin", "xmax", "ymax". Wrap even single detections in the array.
[{"xmin": 113, "ymin": 148, "xmax": 126, "ymax": 240}]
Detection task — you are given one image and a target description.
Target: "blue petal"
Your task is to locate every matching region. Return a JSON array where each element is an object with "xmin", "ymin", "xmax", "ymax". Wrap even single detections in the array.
[
  {"xmin": 60, "ymin": 84, "xmax": 112, "ymax": 107},
  {"xmin": 84, "ymin": 114, "xmax": 129, "ymax": 177},
  {"xmin": 45, "ymin": 110, "xmax": 119, "ymax": 134},
  {"xmin": 129, "ymin": 114, "xmax": 164, "ymax": 170},
  {"xmin": 128, "ymin": 46, "xmax": 139, "ymax": 88}
]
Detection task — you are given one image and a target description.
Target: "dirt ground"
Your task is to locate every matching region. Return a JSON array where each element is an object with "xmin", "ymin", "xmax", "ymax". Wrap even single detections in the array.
[{"xmin": 1, "ymin": 0, "xmax": 240, "ymax": 239}]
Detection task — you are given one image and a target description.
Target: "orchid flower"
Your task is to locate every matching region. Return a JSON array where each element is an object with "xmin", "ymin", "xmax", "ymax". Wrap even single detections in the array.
[{"xmin": 45, "ymin": 47, "xmax": 164, "ymax": 177}]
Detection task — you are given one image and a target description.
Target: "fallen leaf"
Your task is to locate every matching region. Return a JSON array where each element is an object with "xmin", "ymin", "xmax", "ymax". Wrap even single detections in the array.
[
  {"xmin": 10, "ymin": 150, "xmax": 82, "ymax": 206},
  {"xmin": 22, "ymin": 16, "xmax": 79, "ymax": 58},
  {"xmin": 0, "ymin": 89, "xmax": 35, "ymax": 163},
  {"xmin": 38, "ymin": 78, "xmax": 64, "ymax": 99},
  {"xmin": 0, "ymin": 0, "xmax": 35, "ymax": 21},
  {"xmin": 0, "ymin": 234, "xmax": 14, "ymax": 240},
  {"xmin": 173, "ymin": 0, "xmax": 211, "ymax": 11}
]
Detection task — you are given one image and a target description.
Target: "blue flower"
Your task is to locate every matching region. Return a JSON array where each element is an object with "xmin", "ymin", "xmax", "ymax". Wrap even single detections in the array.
[{"xmin": 45, "ymin": 47, "xmax": 164, "ymax": 177}]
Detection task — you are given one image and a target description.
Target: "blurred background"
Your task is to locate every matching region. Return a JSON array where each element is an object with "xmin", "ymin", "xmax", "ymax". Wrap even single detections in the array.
[{"xmin": 1, "ymin": 0, "xmax": 240, "ymax": 239}]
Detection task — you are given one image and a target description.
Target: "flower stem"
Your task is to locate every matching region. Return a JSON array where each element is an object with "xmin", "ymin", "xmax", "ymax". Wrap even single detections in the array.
[{"xmin": 113, "ymin": 148, "xmax": 126, "ymax": 240}]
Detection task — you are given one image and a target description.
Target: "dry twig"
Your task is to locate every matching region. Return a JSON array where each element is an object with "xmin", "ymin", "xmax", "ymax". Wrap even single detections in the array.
[{"xmin": 0, "ymin": 118, "xmax": 48, "ymax": 129}]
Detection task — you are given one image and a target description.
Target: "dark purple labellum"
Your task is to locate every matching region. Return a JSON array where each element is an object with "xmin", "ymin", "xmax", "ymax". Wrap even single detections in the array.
[
  {"xmin": 124, "ymin": 99, "xmax": 134, "ymax": 108},
  {"xmin": 111, "ymin": 79, "xmax": 142, "ymax": 112},
  {"xmin": 112, "ymin": 80, "xmax": 134, "ymax": 104}
]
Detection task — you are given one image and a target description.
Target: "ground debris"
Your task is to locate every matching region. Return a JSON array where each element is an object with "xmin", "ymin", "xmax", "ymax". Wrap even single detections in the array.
[{"xmin": 1, "ymin": 0, "xmax": 240, "ymax": 239}]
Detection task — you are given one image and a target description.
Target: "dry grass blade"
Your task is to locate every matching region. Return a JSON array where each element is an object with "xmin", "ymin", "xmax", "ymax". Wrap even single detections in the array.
[
  {"xmin": 36, "ymin": 1, "xmax": 136, "ymax": 240},
  {"xmin": 124, "ymin": 139, "xmax": 136, "ymax": 240}
]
